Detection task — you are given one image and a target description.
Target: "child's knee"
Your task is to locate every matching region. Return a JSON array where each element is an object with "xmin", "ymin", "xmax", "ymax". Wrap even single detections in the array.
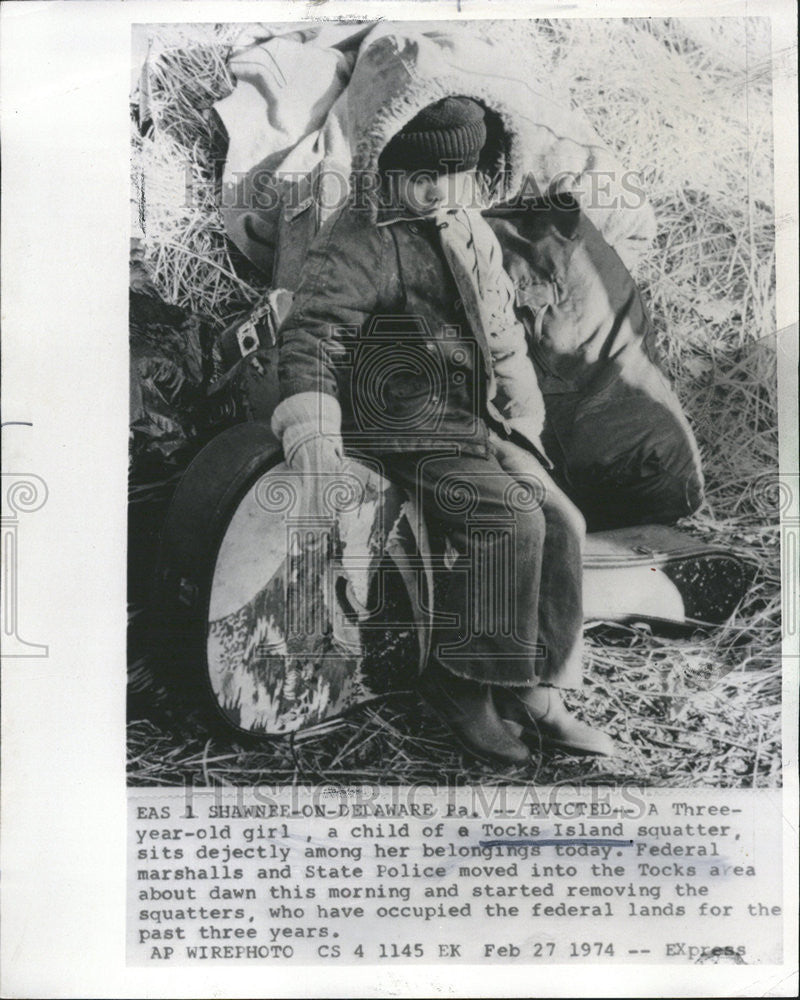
[
  {"xmin": 543, "ymin": 485, "xmax": 586, "ymax": 539},
  {"xmin": 514, "ymin": 503, "xmax": 547, "ymax": 548}
]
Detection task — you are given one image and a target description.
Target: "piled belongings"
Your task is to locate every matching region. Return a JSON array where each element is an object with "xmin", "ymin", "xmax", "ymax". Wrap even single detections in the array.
[
  {"xmin": 129, "ymin": 245, "xmax": 276, "ymax": 474},
  {"xmin": 128, "ymin": 22, "xmax": 759, "ymax": 735},
  {"xmin": 208, "ymin": 21, "xmax": 703, "ymax": 527},
  {"xmin": 129, "ymin": 243, "xmax": 214, "ymax": 473},
  {"xmin": 484, "ymin": 192, "xmax": 704, "ymax": 528}
]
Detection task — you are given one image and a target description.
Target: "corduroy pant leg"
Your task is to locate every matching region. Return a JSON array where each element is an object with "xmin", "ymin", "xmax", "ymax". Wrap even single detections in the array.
[
  {"xmin": 488, "ymin": 430, "xmax": 585, "ymax": 689},
  {"xmin": 385, "ymin": 448, "xmax": 548, "ymax": 687}
]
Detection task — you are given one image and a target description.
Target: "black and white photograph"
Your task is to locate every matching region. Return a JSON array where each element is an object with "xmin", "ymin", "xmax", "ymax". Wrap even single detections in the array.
[
  {"xmin": 128, "ymin": 15, "xmax": 783, "ymax": 789},
  {"xmin": 1, "ymin": 1, "xmax": 797, "ymax": 995}
]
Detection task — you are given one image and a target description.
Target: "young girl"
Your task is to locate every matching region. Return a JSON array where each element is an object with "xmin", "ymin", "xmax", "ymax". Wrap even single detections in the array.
[{"xmin": 271, "ymin": 97, "xmax": 614, "ymax": 765}]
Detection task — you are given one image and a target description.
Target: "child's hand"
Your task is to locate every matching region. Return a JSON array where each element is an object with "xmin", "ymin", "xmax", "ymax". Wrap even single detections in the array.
[
  {"xmin": 271, "ymin": 392, "xmax": 347, "ymax": 532},
  {"xmin": 283, "ymin": 431, "xmax": 348, "ymax": 527}
]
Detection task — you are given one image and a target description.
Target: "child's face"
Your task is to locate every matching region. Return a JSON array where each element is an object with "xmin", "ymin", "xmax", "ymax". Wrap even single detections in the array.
[{"xmin": 395, "ymin": 170, "xmax": 479, "ymax": 216}]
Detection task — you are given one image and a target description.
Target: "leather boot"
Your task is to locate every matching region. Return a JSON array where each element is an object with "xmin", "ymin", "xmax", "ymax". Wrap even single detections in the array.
[
  {"xmin": 418, "ymin": 662, "xmax": 531, "ymax": 766},
  {"xmin": 495, "ymin": 685, "xmax": 616, "ymax": 757}
]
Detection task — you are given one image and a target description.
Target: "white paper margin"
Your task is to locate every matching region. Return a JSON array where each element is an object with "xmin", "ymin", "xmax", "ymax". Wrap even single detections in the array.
[{"xmin": 1, "ymin": 1, "xmax": 797, "ymax": 997}]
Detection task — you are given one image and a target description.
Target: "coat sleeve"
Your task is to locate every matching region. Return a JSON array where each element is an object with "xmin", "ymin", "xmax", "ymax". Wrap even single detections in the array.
[{"xmin": 277, "ymin": 205, "xmax": 385, "ymax": 401}]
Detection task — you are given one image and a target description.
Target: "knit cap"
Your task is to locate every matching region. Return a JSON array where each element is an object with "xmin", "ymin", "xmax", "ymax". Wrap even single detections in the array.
[{"xmin": 379, "ymin": 97, "xmax": 487, "ymax": 174}]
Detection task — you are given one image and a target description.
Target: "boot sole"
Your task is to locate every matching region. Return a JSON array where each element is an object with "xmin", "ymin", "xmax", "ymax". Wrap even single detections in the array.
[
  {"xmin": 520, "ymin": 728, "xmax": 616, "ymax": 758},
  {"xmin": 417, "ymin": 685, "xmax": 531, "ymax": 768}
]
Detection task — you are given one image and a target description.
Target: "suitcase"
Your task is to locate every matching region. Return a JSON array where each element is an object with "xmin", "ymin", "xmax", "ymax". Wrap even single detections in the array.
[
  {"xmin": 151, "ymin": 422, "xmax": 428, "ymax": 735},
  {"xmin": 149, "ymin": 423, "xmax": 749, "ymax": 735},
  {"xmin": 583, "ymin": 523, "xmax": 749, "ymax": 630}
]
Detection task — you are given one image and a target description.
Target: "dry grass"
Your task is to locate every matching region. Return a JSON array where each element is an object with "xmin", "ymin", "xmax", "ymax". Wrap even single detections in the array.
[
  {"xmin": 128, "ymin": 18, "xmax": 781, "ymax": 789},
  {"xmin": 132, "ymin": 24, "xmax": 263, "ymax": 321}
]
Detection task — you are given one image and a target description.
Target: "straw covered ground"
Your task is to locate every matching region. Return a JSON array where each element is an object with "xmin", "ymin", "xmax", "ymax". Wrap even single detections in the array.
[{"xmin": 128, "ymin": 18, "xmax": 782, "ymax": 789}]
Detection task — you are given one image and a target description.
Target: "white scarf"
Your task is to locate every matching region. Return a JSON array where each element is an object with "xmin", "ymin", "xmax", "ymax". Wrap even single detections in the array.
[{"xmin": 435, "ymin": 205, "xmax": 545, "ymax": 450}]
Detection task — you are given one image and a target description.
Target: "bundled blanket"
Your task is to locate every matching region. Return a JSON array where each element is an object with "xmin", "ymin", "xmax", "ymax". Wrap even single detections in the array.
[
  {"xmin": 485, "ymin": 193, "xmax": 704, "ymax": 528},
  {"xmin": 213, "ymin": 22, "xmax": 657, "ymax": 286}
]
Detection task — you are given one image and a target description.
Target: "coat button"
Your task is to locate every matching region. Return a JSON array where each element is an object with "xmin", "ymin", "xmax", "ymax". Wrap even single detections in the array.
[{"xmin": 408, "ymin": 223, "xmax": 420, "ymax": 235}]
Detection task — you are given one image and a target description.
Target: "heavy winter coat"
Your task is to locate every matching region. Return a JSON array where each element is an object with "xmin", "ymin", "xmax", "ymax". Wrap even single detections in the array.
[
  {"xmin": 274, "ymin": 24, "xmax": 618, "ymax": 458},
  {"xmin": 278, "ymin": 200, "xmax": 501, "ymax": 457}
]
